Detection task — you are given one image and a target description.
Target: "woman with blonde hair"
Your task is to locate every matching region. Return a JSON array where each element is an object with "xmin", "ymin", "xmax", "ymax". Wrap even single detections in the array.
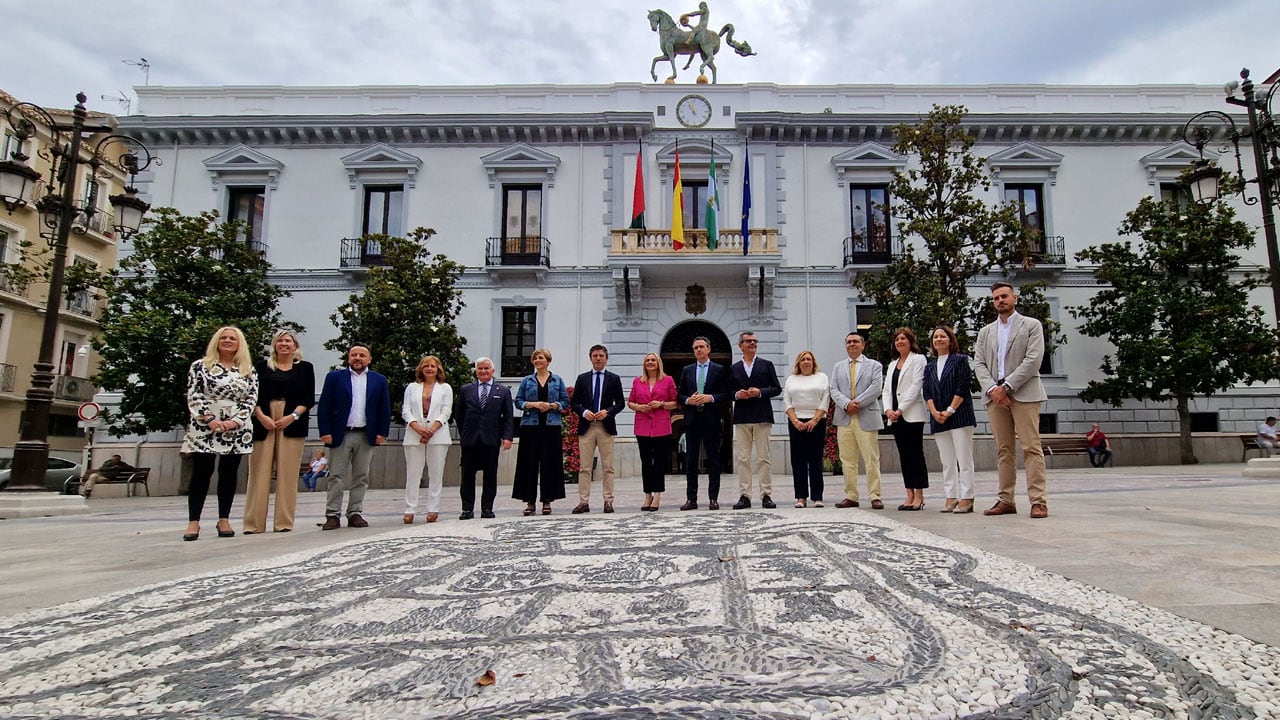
[
  {"xmin": 628, "ymin": 352, "xmax": 678, "ymax": 511},
  {"xmin": 182, "ymin": 326, "xmax": 258, "ymax": 541},
  {"xmin": 244, "ymin": 329, "xmax": 314, "ymax": 534},
  {"xmin": 512, "ymin": 348, "xmax": 570, "ymax": 515},
  {"xmin": 783, "ymin": 350, "xmax": 829, "ymax": 507},
  {"xmin": 402, "ymin": 355, "xmax": 453, "ymax": 524}
]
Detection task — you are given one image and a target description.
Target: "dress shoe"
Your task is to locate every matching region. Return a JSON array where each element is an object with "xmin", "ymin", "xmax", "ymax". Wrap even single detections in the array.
[
  {"xmin": 182, "ymin": 531, "xmax": 199, "ymax": 542},
  {"xmin": 320, "ymin": 515, "xmax": 341, "ymax": 530},
  {"xmin": 835, "ymin": 498, "xmax": 859, "ymax": 508},
  {"xmin": 217, "ymin": 525, "xmax": 236, "ymax": 538},
  {"xmin": 481, "ymin": 510, "xmax": 496, "ymax": 519},
  {"xmin": 348, "ymin": 514, "xmax": 369, "ymax": 528},
  {"xmin": 403, "ymin": 513, "xmax": 415, "ymax": 524},
  {"xmin": 897, "ymin": 503, "xmax": 913, "ymax": 511},
  {"xmin": 984, "ymin": 501, "xmax": 1018, "ymax": 516},
  {"xmin": 708, "ymin": 499, "xmax": 720, "ymax": 510},
  {"xmin": 1030, "ymin": 503, "xmax": 1049, "ymax": 519},
  {"xmin": 680, "ymin": 500, "xmax": 698, "ymax": 511},
  {"xmin": 459, "ymin": 510, "xmax": 475, "ymax": 520},
  {"xmin": 761, "ymin": 495, "xmax": 776, "ymax": 509},
  {"xmin": 732, "ymin": 495, "xmax": 751, "ymax": 510},
  {"xmin": 426, "ymin": 513, "xmax": 439, "ymax": 523},
  {"xmin": 603, "ymin": 501, "xmax": 614, "ymax": 514},
  {"xmin": 275, "ymin": 528, "xmax": 292, "ymax": 533},
  {"xmin": 870, "ymin": 499, "xmax": 884, "ymax": 510},
  {"xmin": 572, "ymin": 502, "xmax": 590, "ymax": 514}
]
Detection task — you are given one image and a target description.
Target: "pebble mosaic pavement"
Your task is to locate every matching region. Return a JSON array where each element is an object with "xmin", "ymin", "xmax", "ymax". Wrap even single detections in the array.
[{"xmin": 1, "ymin": 511, "xmax": 1277, "ymax": 719}]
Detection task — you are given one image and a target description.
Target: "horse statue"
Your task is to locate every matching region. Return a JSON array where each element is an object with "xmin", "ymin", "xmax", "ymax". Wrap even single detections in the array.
[{"xmin": 648, "ymin": 5, "xmax": 756, "ymax": 84}]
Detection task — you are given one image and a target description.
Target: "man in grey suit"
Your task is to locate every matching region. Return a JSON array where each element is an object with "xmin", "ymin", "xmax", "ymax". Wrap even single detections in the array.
[
  {"xmin": 974, "ymin": 282, "xmax": 1050, "ymax": 518},
  {"xmin": 829, "ymin": 331, "xmax": 885, "ymax": 509}
]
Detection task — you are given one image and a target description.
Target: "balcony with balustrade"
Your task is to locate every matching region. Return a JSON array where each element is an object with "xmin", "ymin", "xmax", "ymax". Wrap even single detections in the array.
[{"xmin": 54, "ymin": 374, "xmax": 95, "ymax": 402}]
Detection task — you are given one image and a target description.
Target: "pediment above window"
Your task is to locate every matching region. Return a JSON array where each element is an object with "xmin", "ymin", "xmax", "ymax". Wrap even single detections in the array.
[
  {"xmin": 986, "ymin": 142, "xmax": 1064, "ymax": 184},
  {"xmin": 340, "ymin": 143, "xmax": 423, "ymax": 188},
  {"xmin": 481, "ymin": 143, "xmax": 561, "ymax": 187},
  {"xmin": 1139, "ymin": 142, "xmax": 1208, "ymax": 187},
  {"xmin": 830, "ymin": 143, "xmax": 906, "ymax": 183},
  {"xmin": 203, "ymin": 145, "xmax": 284, "ymax": 190},
  {"xmin": 654, "ymin": 138, "xmax": 732, "ymax": 176}
]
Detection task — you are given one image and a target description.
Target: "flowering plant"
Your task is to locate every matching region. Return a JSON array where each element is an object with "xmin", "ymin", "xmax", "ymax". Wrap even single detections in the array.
[
  {"xmin": 822, "ymin": 400, "xmax": 841, "ymax": 473},
  {"xmin": 562, "ymin": 386, "xmax": 581, "ymax": 474}
]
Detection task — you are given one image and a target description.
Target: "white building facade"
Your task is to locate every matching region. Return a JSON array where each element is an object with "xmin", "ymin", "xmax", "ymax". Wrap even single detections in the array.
[{"xmin": 118, "ymin": 82, "xmax": 1279, "ymax": 447}]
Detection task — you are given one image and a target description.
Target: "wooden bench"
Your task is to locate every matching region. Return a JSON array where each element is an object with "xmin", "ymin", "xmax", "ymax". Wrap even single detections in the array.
[
  {"xmin": 77, "ymin": 467, "xmax": 151, "ymax": 497},
  {"xmin": 1242, "ymin": 435, "xmax": 1267, "ymax": 462},
  {"xmin": 1042, "ymin": 438, "xmax": 1110, "ymax": 467}
]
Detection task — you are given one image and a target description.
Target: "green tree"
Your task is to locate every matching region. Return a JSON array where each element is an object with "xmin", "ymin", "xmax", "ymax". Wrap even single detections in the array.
[
  {"xmin": 325, "ymin": 229, "xmax": 467, "ymax": 393},
  {"xmin": 1070, "ymin": 190, "xmax": 1279, "ymax": 464},
  {"xmin": 93, "ymin": 208, "xmax": 295, "ymax": 435},
  {"xmin": 853, "ymin": 104, "xmax": 1056, "ymax": 356}
]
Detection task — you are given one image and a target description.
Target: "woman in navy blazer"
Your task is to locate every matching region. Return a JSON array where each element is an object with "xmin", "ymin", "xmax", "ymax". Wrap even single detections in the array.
[
  {"xmin": 512, "ymin": 348, "xmax": 570, "ymax": 515},
  {"xmin": 922, "ymin": 326, "xmax": 978, "ymax": 514}
]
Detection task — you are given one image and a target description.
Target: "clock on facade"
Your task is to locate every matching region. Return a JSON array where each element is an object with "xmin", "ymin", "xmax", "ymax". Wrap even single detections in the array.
[{"xmin": 675, "ymin": 94, "xmax": 713, "ymax": 128}]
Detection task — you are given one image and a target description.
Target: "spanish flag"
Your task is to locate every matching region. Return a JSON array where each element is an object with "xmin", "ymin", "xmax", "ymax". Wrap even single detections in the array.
[{"xmin": 671, "ymin": 148, "xmax": 684, "ymax": 251}]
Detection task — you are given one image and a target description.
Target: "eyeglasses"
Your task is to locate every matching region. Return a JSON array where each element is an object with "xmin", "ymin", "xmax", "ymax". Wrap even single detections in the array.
[{"xmin": 740, "ymin": 340, "xmax": 757, "ymax": 345}]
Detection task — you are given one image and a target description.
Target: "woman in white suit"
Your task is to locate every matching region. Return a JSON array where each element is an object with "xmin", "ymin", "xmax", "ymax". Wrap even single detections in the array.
[
  {"xmin": 402, "ymin": 355, "xmax": 453, "ymax": 524},
  {"xmin": 882, "ymin": 328, "xmax": 930, "ymax": 510}
]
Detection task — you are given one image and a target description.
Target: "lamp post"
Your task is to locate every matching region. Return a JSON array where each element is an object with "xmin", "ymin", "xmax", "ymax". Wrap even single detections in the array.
[
  {"xmin": 0, "ymin": 93, "xmax": 156, "ymax": 492},
  {"xmin": 1181, "ymin": 68, "xmax": 1280, "ymax": 331}
]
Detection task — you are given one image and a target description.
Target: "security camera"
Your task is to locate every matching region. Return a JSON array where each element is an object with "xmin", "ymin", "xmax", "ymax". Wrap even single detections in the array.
[{"xmin": 1224, "ymin": 80, "xmax": 1241, "ymax": 97}]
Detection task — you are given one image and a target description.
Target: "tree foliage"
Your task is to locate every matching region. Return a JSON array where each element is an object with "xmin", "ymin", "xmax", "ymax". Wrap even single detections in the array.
[
  {"xmin": 325, "ymin": 229, "xmax": 467, "ymax": 393},
  {"xmin": 1070, "ymin": 189, "xmax": 1279, "ymax": 463},
  {"xmin": 93, "ymin": 208, "xmax": 295, "ymax": 436},
  {"xmin": 853, "ymin": 104, "xmax": 1057, "ymax": 357}
]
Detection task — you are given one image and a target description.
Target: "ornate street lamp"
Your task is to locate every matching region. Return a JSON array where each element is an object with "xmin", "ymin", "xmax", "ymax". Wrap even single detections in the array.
[
  {"xmin": 1181, "ymin": 68, "xmax": 1280, "ymax": 329},
  {"xmin": 0, "ymin": 93, "xmax": 158, "ymax": 492}
]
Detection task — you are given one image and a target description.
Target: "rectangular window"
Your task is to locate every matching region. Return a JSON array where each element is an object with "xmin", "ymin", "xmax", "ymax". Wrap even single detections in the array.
[
  {"xmin": 362, "ymin": 185, "xmax": 404, "ymax": 236},
  {"xmin": 849, "ymin": 185, "xmax": 891, "ymax": 260},
  {"xmin": 227, "ymin": 186, "xmax": 266, "ymax": 249},
  {"xmin": 1, "ymin": 130, "xmax": 21, "ymax": 160},
  {"xmin": 58, "ymin": 339, "xmax": 79, "ymax": 377},
  {"xmin": 502, "ymin": 185, "xmax": 543, "ymax": 258},
  {"xmin": 681, "ymin": 180, "xmax": 709, "ymax": 229},
  {"xmin": 500, "ymin": 307, "xmax": 537, "ymax": 378},
  {"xmin": 1005, "ymin": 184, "xmax": 1045, "ymax": 253},
  {"xmin": 1159, "ymin": 181, "xmax": 1191, "ymax": 209}
]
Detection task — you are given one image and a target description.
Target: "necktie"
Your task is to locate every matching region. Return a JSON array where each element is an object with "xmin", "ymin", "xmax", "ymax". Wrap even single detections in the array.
[
  {"xmin": 479, "ymin": 382, "xmax": 489, "ymax": 408},
  {"xmin": 850, "ymin": 360, "xmax": 857, "ymax": 394},
  {"xmin": 592, "ymin": 372, "xmax": 602, "ymax": 413},
  {"xmin": 697, "ymin": 364, "xmax": 706, "ymax": 393}
]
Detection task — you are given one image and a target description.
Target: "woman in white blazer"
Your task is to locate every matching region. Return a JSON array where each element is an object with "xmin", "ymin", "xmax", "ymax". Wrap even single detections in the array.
[
  {"xmin": 882, "ymin": 328, "xmax": 930, "ymax": 510},
  {"xmin": 402, "ymin": 355, "xmax": 454, "ymax": 524}
]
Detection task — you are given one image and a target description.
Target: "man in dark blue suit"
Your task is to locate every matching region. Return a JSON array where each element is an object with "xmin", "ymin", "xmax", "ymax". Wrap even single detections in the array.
[
  {"xmin": 454, "ymin": 357, "xmax": 514, "ymax": 519},
  {"xmin": 729, "ymin": 331, "xmax": 781, "ymax": 509},
  {"xmin": 316, "ymin": 343, "xmax": 391, "ymax": 530},
  {"xmin": 570, "ymin": 345, "xmax": 626, "ymax": 514},
  {"xmin": 678, "ymin": 336, "xmax": 729, "ymax": 511}
]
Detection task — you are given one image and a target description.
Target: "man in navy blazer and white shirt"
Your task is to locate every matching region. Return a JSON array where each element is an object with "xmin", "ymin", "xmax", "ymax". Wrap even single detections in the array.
[
  {"xmin": 454, "ymin": 357, "xmax": 514, "ymax": 519},
  {"xmin": 829, "ymin": 331, "xmax": 885, "ymax": 509},
  {"xmin": 974, "ymin": 281, "xmax": 1049, "ymax": 519},
  {"xmin": 316, "ymin": 343, "xmax": 392, "ymax": 530},
  {"xmin": 570, "ymin": 345, "xmax": 626, "ymax": 514},
  {"xmin": 729, "ymin": 331, "xmax": 782, "ymax": 509},
  {"xmin": 678, "ymin": 336, "xmax": 730, "ymax": 511}
]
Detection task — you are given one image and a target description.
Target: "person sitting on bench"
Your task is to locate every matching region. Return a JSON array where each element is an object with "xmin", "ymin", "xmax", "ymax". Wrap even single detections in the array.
[{"xmin": 80, "ymin": 454, "xmax": 134, "ymax": 498}]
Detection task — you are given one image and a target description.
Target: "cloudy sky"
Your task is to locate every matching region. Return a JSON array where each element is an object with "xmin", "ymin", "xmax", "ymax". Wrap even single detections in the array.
[{"xmin": 6, "ymin": 0, "xmax": 1280, "ymax": 114}]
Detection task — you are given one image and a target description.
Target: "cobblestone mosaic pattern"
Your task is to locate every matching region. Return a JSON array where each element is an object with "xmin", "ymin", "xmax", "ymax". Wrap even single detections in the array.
[{"xmin": 1, "ymin": 513, "xmax": 1277, "ymax": 719}]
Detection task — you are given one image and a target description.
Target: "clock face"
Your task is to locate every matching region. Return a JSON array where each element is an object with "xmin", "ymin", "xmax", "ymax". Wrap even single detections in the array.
[{"xmin": 676, "ymin": 94, "xmax": 713, "ymax": 128}]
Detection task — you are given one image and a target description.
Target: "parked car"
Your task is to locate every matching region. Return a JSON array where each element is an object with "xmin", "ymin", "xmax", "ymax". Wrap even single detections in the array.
[{"xmin": 0, "ymin": 457, "xmax": 83, "ymax": 494}]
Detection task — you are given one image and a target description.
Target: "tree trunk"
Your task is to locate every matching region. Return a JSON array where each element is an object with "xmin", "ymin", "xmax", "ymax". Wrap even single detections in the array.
[{"xmin": 1177, "ymin": 396, "xmax": 1198, "ymax": 464}]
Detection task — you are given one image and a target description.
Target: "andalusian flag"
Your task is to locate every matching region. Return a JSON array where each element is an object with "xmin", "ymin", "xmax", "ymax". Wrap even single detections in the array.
[
  {"xmin": 671, "ymin": 148, "xmax": 684, "ymax": 251},
  {"xmin": 705, "ymin": 144, "xmax": 720, "ymax": 250},
  {"xmin": 629, "ymin": 148, "xmax": 645, "ymax": 231}
]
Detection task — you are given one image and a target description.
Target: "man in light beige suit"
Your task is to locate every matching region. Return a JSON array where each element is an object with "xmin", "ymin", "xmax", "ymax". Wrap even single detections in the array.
[
  {"xmin": 974, "ymin": 282, "xmax": 1050, "ymax": 518},
  {"xmin": 829, "ymin": 331, "xmax": 885, "ymax": 509}
]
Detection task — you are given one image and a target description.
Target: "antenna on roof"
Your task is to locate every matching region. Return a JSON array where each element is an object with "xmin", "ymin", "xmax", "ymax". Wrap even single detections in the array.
[
  {"xmin": 100, "ymin": 91, "xmax": 132, "ymax": 115},
  {"xmin": 123, "ymin": 58, "xmax": 151, "ymax": 86}
]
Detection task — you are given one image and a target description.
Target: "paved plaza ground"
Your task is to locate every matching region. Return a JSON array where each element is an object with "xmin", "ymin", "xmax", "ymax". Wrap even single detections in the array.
[{"xmin": 0, "ymin": 462, "xmax": 1277, "ymax": 718}]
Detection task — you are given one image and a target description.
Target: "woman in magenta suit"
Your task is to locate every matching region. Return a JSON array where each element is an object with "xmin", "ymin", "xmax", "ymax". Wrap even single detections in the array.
[{"xmin": 628, "ymin": 352, "xmax": 678, "ymax": 512}]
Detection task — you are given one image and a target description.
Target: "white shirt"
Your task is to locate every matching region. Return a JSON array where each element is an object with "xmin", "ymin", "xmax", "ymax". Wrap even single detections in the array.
[
  {"xmin": 783, "ymin": 372, "xmax": 830, "ymax": 419},
  {"xmin": 347, "ymin": 368, "xmax": 368, "ymax": 427},
  {"xmin": 935, "ymin": 353, "xmax": 948, "ymax": 380},
  {"xmin": 996, "ymin": 311, "xmax": 1020, "ymax": 381},
  {"xmin": 1259, "ymin": 422, "xmax": 1278, "ymax": 441}
]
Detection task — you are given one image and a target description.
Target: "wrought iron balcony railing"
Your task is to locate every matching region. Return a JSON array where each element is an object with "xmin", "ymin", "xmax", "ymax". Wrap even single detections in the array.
[
  {"xmin": 64, "ymin": 291, "xmax": 99, "ymax": 317},
  {"xmin": 843, "ymin": 234, "xmax": 905, "ymax": 266},
  {"xmin": 486, "ymin": 236, "xmax": 550, "ymax": 267},
  {"xmin": 1021, "ymin": 235, "xmax": 1066, "ymax": 266},
  {"xmin": 340, "ymin": 237, "xmax": 386, "ymax": 268}
]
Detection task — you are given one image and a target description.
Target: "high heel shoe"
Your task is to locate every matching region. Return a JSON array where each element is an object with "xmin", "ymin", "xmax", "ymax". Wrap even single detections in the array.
[
  {"xmin": 403, "ymin": 513, "xmax": 415, "ymax": 524},
  {"xmin": 542, "ymin": 504, "xmax": 552, "ymax": 515},
  {"xmin": 523, "ymin": 503, "xmax": 535, "ymax": 516},
  {"xmin": 183, "ymin": 530, "xmax": 199, "ymax": 541},
  {"xmin": 216, "ymin": 522, "xmax": 235, "ymax": 538},
  {"xmin": 941, "ymin": 499, "xmax": 958, "ymax": 513}
]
